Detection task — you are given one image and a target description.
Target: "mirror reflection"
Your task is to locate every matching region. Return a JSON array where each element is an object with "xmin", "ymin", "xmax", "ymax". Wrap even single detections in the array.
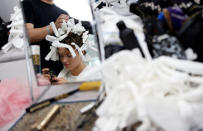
[
  {"xmin": 0, "ymin": 1, "xmax": 25, "ymax": 62},
  {"xmin": 21, "ymin": 0, "xmax": 101, "ymax": 85}
]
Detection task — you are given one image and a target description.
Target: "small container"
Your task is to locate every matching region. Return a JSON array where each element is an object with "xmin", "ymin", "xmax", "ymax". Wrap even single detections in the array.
[
  {"xmin": 117, "ymin": 20, "xmax": 144, "ymax": 57},
  {"xmin": 31, "ymin": 45, "xmax": 41, "ymax": 74}
]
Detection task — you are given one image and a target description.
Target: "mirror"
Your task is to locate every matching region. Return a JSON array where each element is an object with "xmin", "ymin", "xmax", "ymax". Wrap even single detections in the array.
[
  {"xmin": 0, "ymin": 0, "xmax": 25, "ymax": 63},
  {"xmin": 21, "ymin": 0, "xmax": 101, "ymax": 86}
]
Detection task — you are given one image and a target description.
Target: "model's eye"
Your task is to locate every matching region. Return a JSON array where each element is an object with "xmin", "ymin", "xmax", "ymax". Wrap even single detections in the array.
[{"xmin": 66, "ymin": 54, "xmax": 72, "ymax": 57}]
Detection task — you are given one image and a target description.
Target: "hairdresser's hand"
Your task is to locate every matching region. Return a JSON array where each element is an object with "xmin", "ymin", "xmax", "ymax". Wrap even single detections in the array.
[
  {"xmin": 42, "ymin": 68, "xmax": 51, "ymax": 81},
  {"xmin": 51, "ymin": 77, "xmax": 67, "ymax": 85},
  {"xmin": 55, "ymin": 14, "xmax": 69, "ymax": 29}
]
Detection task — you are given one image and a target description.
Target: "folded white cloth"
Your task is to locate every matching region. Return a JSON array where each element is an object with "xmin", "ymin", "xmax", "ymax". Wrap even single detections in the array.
[
  {"xmin": 93, "ymin": 50, "xmax": 203, "ymax": 131},
  {"xmin": 1, "ymin": 6, "xmax": 24, "ymax": 53}
]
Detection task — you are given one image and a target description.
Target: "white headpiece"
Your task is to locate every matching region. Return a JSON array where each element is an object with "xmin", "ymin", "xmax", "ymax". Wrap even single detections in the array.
[{"xmin": 45, "ymin": 19, "xmax": 93, "ymax": 62}]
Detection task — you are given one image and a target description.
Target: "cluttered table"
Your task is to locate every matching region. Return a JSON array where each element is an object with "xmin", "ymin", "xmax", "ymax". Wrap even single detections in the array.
[
  {"xmin": 12, "ymin": 102, "xmax": 97, "ymax": 131},
  {"xmin": 10, "ymin": 81, "xmax": 102, "ymax": 131}
]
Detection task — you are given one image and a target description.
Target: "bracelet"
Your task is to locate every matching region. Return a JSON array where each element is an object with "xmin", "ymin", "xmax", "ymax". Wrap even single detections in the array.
[{"xmin": 46, "ymin": 25, "xmax": 50, "ymax": 35}]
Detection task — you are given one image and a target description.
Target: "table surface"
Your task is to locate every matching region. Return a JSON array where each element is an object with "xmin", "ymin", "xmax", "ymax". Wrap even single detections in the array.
[
  {"xmin": 0, "ymin": 48, "xmax": 25, "ymax": 63},
  {"xmin": 12, "ymin": 102, "xmax": 97, "ymax": 131}
]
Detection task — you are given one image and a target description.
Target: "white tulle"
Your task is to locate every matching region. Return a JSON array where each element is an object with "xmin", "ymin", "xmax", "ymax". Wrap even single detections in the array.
[{"xmin": 93, "ymin": 49, "xmax": 203, "ymax": 131}]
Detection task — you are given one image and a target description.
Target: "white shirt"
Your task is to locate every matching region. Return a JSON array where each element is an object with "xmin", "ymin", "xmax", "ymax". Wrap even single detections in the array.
[{"xmin": 57, "ymin": 65, "xmax": 98, "ymax": 82}]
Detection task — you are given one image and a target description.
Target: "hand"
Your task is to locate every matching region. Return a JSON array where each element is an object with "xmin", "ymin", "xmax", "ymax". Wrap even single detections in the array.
[
  {"xmin": 42, "ymin": 68, "xmax": 51, "ymax": 81},
  {"xmin": 51, "ymin": 77, "xmax": 67, "ymax": 85},
  {"xmin": 55, "ymin": 14, "xmax": 69, "ymax": 29},
  {"xmin": 36, "ymin": 73, "xmax": 51, "ymax": 86}
]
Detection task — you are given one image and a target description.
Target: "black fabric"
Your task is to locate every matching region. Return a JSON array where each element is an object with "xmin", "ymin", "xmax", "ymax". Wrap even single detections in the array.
[
  {"xmin": 178, "ymin": 12, "xmax": 203, "ymax": 62},
  {"xmin": 97, "ymin": 2, "xmax": 106, "ymax": 9},
  {"xmin": 0, "ymin": 17, "xmax": 10, "ymax": 49},
  {"xmin": 105, "ymin": 44, "xmax": 124, "ymax": 58},
  {"xmin": 22, "ymin": 0, "xmax": 69, "ymax": 75},
  {"xmin": 128, "ymin": 0, "xmax": 203, "ymax": 62},
  {"xmin": 22, "ymin": 0, "xmax": 68, "ymax": 28}
]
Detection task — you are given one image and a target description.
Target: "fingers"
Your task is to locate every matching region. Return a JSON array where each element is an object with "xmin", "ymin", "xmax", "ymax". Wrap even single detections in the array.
[
  {"xmin": 55, "ymin": 14, "xmax": 69, "ymax": 28},
  {"xmin": 51, "ymin": 77, "xmax": 59, "ymax": 81},
  {"xmin": 42, "ymin": 68, "xmax": 49, "ymax": 74},
  {"xmin": 37, "ymin": 74, "xmax": 51, "ymax": 86},
  {"xmin": 52, "ymin": 77, "xmax": 67, "ymax": 84},
  {"xmin": 43, "ymin": 74, "xmax": 51, "ymax": 80},
  {"xmin": 58, "ymin": 14, "xmax": 69, "ymax": 21},
  {"xmin": 42, "ymin": 68, "xmax": 51, "ymax": 80}
]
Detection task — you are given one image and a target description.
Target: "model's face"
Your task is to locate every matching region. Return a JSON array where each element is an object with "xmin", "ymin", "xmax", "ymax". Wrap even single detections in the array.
[{"xmin": 58, "ymin": 48, "xmax": 81, "ymax": 71}]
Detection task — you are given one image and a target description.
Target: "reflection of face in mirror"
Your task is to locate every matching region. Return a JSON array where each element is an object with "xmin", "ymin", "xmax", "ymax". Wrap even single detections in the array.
[
  {"xmin": 43, "ymin": 32, "xmax": 89, "ymax": 84},
  {"xmin": 59, "ymin": 48, "xmax": 85, "ymax": 73},
  {"xmin": 21, "ymin": 0, "xmax": 100, "ymax": 85},
  {"xmin": 59, "ymin": 33, "xmax": 86, "ymax": 73}
]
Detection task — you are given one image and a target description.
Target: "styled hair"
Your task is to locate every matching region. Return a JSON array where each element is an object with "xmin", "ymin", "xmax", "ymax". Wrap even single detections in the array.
[
  {"xmin": 60, "ymin": 32, "xmax": 86, "ymax": 55},
  {"xmin": 61, "ymin": 32, "xmax": 83, "ymax": 48}
]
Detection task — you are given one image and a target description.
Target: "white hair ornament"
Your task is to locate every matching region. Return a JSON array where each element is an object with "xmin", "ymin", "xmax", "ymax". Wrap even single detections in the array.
[{"xmin": 45, "ymin": 18, "xmax": 94, "ymax": 62}]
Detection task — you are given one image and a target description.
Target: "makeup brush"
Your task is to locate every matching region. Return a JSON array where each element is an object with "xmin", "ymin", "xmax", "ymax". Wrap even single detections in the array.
[{"xmin": 26, "ymin": 81, "xmax": 101, "ymax": 113}]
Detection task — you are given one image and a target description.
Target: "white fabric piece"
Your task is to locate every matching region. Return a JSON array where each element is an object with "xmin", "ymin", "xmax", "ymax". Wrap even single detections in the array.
[
  {"xmin": 145, "ymin": 97, "xmax": 190, "ymax": 131},
  {"xmin": 57, "ymin": 65, "xmax": 95, "ymax": 82},
  {"xmin": 1, "ymin": 6, "xmax": 24, "ymax": 53},
  {"xmin": 1, "ymin": 41, "xmax": 13, "ymax": 53},
  {"xmin": 61, "ymin": 20, "xmax": 69, "ymax": 32},
  {"xmin": 94, "ymin": 0, "xmax": 128, "ymax": 9},
  {"xmin": 52, "ymin": 41, "xmax": 76, "ymax": 58},
  {"xmin": 12, "ymin": 36, "xmax": 24, "ymax": 49},
  {"xmin": 158, "ymin": 56, "xmax": 203, "ymax": 75},
  {"xmin": 185, "ymin": 48, "xmax": 197, "ymax": 60},
  {"xmin": 45, "ymin": 35, "xmax": 57, "ymax": 42},
  {"xmin": 45, "ymin": 46, "xmax": 58, "ymax": 61},
  {"xmin": 82, "ymin": 31, "xmax": 89, "ymax": 44},
  {"xmin": 92, "ymin": 50, "xmax": 203, "ymax": 131},
  {"xmin": 72, "ymin": 22, "xmax": 86, "ymax": 35},
  {"xmin": 58, "ymin": 28, "xmax": 65, "ymax": 35},
  {"xmin": 57, "ymin": 33, "xmax": 68, "ymax": 41},
  {"xmin": 7, "ymin": 20, "xmax": 23, "ymax": 28},
  {"xmin": 127, "ymin": 0, "xmax": 139, "ymax": 5},
  {"xmin": 50, "ymin": 22, "xmax": 60, "ymax": 37},
  {"xmin": 9, "ymin": 29, "xmax": 23, "ymax": 35},
  {"xmin": 71, "ymin": 42, "xmax": 85, "ymax": 61},
  {"xmin": 94, "ymin": 82, "xmax": 138, "ymax": 131},
  {"xmin": 67, "ymin": 19, "xmax": 75, "ymax": 28}
]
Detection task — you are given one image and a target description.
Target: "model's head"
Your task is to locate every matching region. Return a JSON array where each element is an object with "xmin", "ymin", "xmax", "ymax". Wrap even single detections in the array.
[{"xmin": 59, "ymin": 32, "xmax": 85, "ymax": 71}]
